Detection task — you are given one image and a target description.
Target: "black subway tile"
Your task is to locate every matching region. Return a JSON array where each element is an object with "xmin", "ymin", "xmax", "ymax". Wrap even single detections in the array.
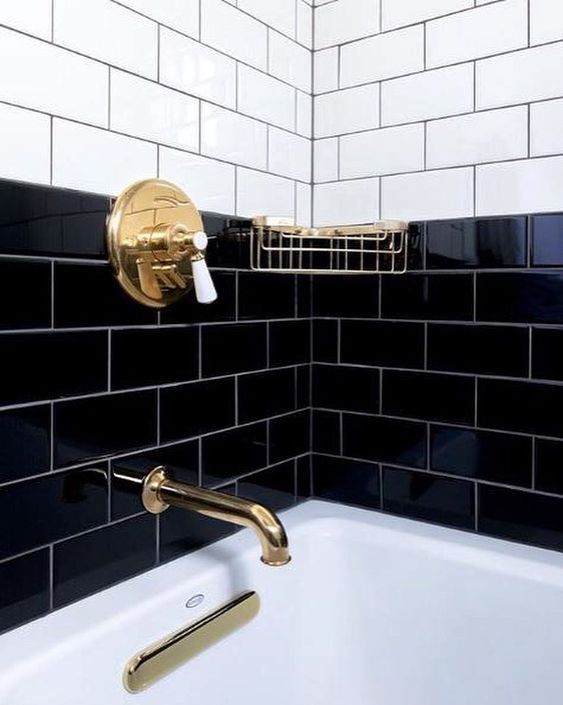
[
  {"xmin": 313, "ymin": 364, "xmax": 379, "ymax": 413},
  {"xmin": 296, "ymin": 364, "xmax": 310, "ymax": 409},
  {"xmin": 238, "ymin": 368, "xmax": 296, "ymax": 424},
  {"xmin": 313, "ymin": 454, "xmax": 380, "ymax": 509},
  {"xmin": 0, "ymin": 260, "xmax": 51, "ymax": 330},
  {"xmin": 535, "ymin": 439, "xmax": 563, "ymax": 495},
  {"xmin": 531, "ymin": 214, "xmax": 563, "ymax": 267},
  {"xmin": 296, "ymin": 455, "xmax": 311, "ymax": 501},
  {"xmin": 161, "ymin": 271, "xmax": 236, "ymax": 324},
  {"xmin": 313, "ymin": 319, "xmax": 338, "ymax": 362},
  {"xmin": 238, "ymin": 463, "xmax": 295, "ymax": 512},
  {"xmin": 201, "ymin": 323, "xmax": 267, "ymax": 377},
  {"xmin": 341, "ymin": 320, "xmax": 424, "ymax": 369},
  {"xmin": 238, "ymin": 272, "xmax": 295, "ymax": 319},
  {"xmin": 532, "ymin": 328, "xmax": 563, "ymax": 381},
  {"xmin": 383, "ymin": 467, "xmax": 474, "ymax": 530},
  {"xmin": 269, "ymin": 410, "xmax": 310, "ymax": 463},
  {"xmin": 297, "ymin": 275, "xmax": 312, "ymax": 318},
  {"xmin": 202, "ymin": 422, "xmax": 267, "ymax": 486},
  {"xmin": 381, "ymin": 273, "xmax": 473, "ymax": 321},
  {"xmin": 0, "ymin": 549, "xmax": 50, "ymax": 633},
  {"xmin": 0, "ymin": 405, "xmax": 50, "ymax": 484},
  {"xmin": 160, "ymin": 507, "xmax": 237, "ymax": 563},
  {"xmin": 313, "ymin": 410, "xmax": 340, "ymax": 454},
  {"xmin": 477, "ymin": 272, "xmax": 563, "ymax": 324},
  {"xmin": 269, "ymin": 320, "xmax": 310, "ymax": 367},
  {"xmin": 313, "ymin": 275, "xmax": 379, "ymax": 318}
]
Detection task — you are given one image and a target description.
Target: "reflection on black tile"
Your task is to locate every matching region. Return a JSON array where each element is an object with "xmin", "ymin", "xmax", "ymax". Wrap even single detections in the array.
[
  {"xmin": 341, "ymin": 320, "xmax": 424, "ymax": 369},
  {"xmin": 479, "ymin": 484, "xmax": 563, "ymax": 552},
  {"xmin": 53, "ymin": 514, "xmax": 155, "ymax": 607},
  {"xmin": 313, "ymin": 364, "xmax": 379, "ymax": 413},
  {"xmin": 111, "ymin": 327, "xmax": 198, "ymax": 389},
  {"xmin": 313, "ymin": 410, "xmax": 340, "ymax": 454},
  {"xmin": 0, "ymin": 467, "xmax": 108, "ymax": 559},
  {"xmin": 238, "ymin": 463, "xmax": 295, "ymax": 512},
  {"xmin": 269, "ymin": 320, "xmax": 310, "ymax": 367},
  {"xmin": 202, "ymin": 422, "xmax": 267, "ymax": 486},
  {"xmin": 238, "ymin": 368, "xmax": 295, "ymax": 423},
  {"xmin": 313, "ymin": 454, "xmax": 380, "ymax": 509},
  {"xmin": 0, "ymin": 260, "xmax": 51, "ymax": 329},
  {"xmin": 0, "ymin": 405, "xmax": 50, "ymax": 483},
  {"xmin": 381, "ymin": 273, "xmax": 473, "ymax": 321},
  {"xmin": 111, "ymin": 440, "xmax": 199, "ymax": 520},
  {"xmin": 383, "ymin": 467, "xmax": 474, "ymax": 529},
  {"xmin": 204, "ymin": 215, "xmax": 251, "ymax": 269},
  {"xmin": 477, "ymin": 272, "xmax": 563, "ymax": 324},
  {"xmin": 532, "ymin": 215, "xmax": 563, "ymax": 266},
  {"xmin": 161, "ymin": 271, "xmax": 236, "ymax": 324},
  {"xmin": 238, "ymin": 272, "xmax": 295, "ymax": 319},
  {"xmin": 55, "ymin": 263, "xmax": 157, "ymax": 327},
  {"xmin": 55, "ymin": 391, "xmax": 157, "ymax": 467},
  {"xmin": 343, "ymin": 414, "xmax": 426, "ymax": 468},
  {"xmin": 313, "ymin": 319, "xmax": 338, "ymax": 362},
  {"xmin": 427, "ymin": 217, "xmax": 527, "ymax": 269},
  {"xmin": 532, "ymin": 328, "xmax": 563, "ymax": 381},
  {"xmin": 536, "ymin": 440, "xmax": 563, "ymax": 495},
  {"xmin": 269, "ymin": 411, "xmax": 309, "ymax": 463},
  {"xmin": 0, "ymin": 549, "xmax": 50, "ymax": 633},
  {"xmin": 297, "ymin": 275, "xmax": 312, "ymax": 318},
  {"xmin": 478, "ymin": 378, "xmax": 563, "ymax": 437},
  {"xmin": 430, "ymin": 426, "xmax": 532, "ymax": 486},
  {"xmin": 427, "ymin": 324, "xmax": 528, "ymax": 377},
  {"xmin": 0, "ymin": 331, "xmax": 107, "ymax": 405},
  {"xmin": 313, "ymin": 275, "xmax": 379, "ymax": 318},
  {"xmin": 296, "ymin": 455, "xmax": 311, "ymax": 501},
  {"xmin": 160, "ymin": 507, "xmax": 237, "ymax": 563},
  {"xmin": 201, "ymin": 323, "xmax": 267, "ymax": 377},
  {"xmin": 383, "ymin": 370, "xmax": 474, "ymax": 425},
  {"xmin": 160, "ymin": 378, "xmax": 235, "ymax": 443},
  {"xmin": 296, "ymin": 365, "xmax": 310, "ymax": 409}
]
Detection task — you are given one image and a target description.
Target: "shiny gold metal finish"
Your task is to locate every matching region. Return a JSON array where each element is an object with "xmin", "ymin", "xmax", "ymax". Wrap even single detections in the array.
[
  {"xmin": 107, "ymin": 179, "xmax": 212, "ymax": 308},
  {"xmin": 141, "ymin": 466, "xmax": 291, "ymax": 566},
  {"xmin": 123, "ymin": 591, "xmax": 260, "ymax": 693}
]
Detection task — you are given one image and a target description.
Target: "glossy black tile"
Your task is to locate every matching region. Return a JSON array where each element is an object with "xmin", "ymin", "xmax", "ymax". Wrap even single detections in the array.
[
  {"xmin": 296, "ymin": 455, "xmax": 311, "ymax": 501},
  {"xmin": 238, "ymin": 272, "xmax": 295, "ymax": 320},
  {"xmin": 313, "ymin": 410, "xmax": 340, "ymax": 454},
  {"xmin": 53, "ymin": 514, "xmax": 155, "ymax": 607},
  {"xmin": 296, "ymin": 364, "xmax": 310, "ymax": 409},
  {"xmin": 477, "ymin": 272, "xmax": 563, "ymax": 324},
  {"xmin": 55, "ymin": 263, "xmax": 157, "ymax": 328},
  {"xmin": 160, "ymin": 506, "xmax": 237, "ymax": 563},
  {"xmin": 238, "ymin": 368, "xmax": 296, "ymax": 424},
  {"xmin": 0, "ymin": 549, "xmax": 50, "ymax": 633},
  {"xmin": 313, "ymin": 319, "xmax": 338, "ymax": 362},
  {"xmin": 201, "ymin": 323, "xmax": 267, "ymax": 377},
  {"xmin": 383, "ymin": 370, "xmax": 474, "ymax": 425},
  {"xmin": 479, "ymin": 484, "xmax": 563, "ymax": 552},
  {"xmin": 536, "ymin": 439, "xmax": 563, "ymax": 495},
  {"xmin": 0, "ymin": 331, "xmax": 107, "ymax": 406},
  {"xmin": 313, "ymin": 364, "xmax": 379, "ymax": 413},
  {"xmin": 313, "ymin": 275, "xmax": 379, "ymax": 318},
  {"xmin": 427, "ymin": 324, "xmax": 529, "ymax": 377},
  {"xmin": 341, "ymin": 320, "xmax": 425, "ymax": 369},
  {"xmin": 0, "ymin": 405, "xmax": 50, "ymax": 484},
  {"xmin": 531, "ymin": 214, "xmax": 563, "ymax": 266},
  {"xmin": 269, "ymin": 320, "xmax": 310, "ymax": 367},
  {"xmin": 160, "ymin": 378, "xmax": 235, "ymax": 443},
  {"xmin": 478, "ymin": 378, "xmax": 563, "ymax": 437},
  {"xmin": 297, "ymin": 275, "xmax": 312, "ymax": 318},
  {"xmin": 313, "ymin": 454, "xmax": 380, "ymax": 509},
  {"xmin": 238, "ymin": 463, "xmax": 296, "ymax": 511},
  {"xmin": 427, "ymin": 217, "xmax": 527, "ymax": 269},
  {"xmin": 381, "ymin": 273, "xmax": 473, "ymax": 321},
  {"xmin": 54, "ymin": 391, "xmax": 157, "ymax": 467},
  {"xmin": 430, "ymin": 426, "xmax": 532, "ymax": 486},
  {"xmin": 0, "ymin": 260, "xmax": 51, "ymax": 329},
  {"xmin": 383, "ymin": 467, "xmax": 474, "ymax": 529},
  {"xmin": 269, "ymin": 411, "xmax": 309, "ymax": 463},
  {"xmin": 0, "ymin": 467, "xmax": 108, "ymax": 559},
  {"xmin": 161, "ymin": 271, "xmax": 236, "ymax": 324},
  {"xmin": 532, "ymin": 328, "xmax": 563, "ymax": 381},
  {"xmin": 203, "ymin": 216, "xmax": 251, "ymax": 269},
  {"xmin": 111, "ymin": 327, "xmax": 198, "ymax": 390},
  {"xmin": 202, "ymin": 422, "xmax": 267, "ymax": 486},
  {"xmin": 343, "ymin": 414, "xmax": 427, "ymax": 468}
]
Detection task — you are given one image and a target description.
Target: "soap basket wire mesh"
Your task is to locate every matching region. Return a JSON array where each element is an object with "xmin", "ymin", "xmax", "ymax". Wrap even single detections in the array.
[{"xmin": 250, "ymin": 218, "xmax": 410, "ymax": 274}]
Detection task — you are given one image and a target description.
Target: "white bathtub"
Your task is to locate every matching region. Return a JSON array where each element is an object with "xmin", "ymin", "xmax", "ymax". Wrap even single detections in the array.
[{"xmin": 2, "ymin": 500, "xmax": 563, "ymax": 705}]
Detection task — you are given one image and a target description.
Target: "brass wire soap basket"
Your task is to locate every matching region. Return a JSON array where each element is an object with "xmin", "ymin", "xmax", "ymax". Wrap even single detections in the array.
[{"xmin": 250, "ymin": 217, "xmax": 409, "ymax": 274}]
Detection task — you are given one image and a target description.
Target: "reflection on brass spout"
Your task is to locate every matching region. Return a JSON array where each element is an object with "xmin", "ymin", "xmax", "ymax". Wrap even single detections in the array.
[{"xmin": 141, "ymin": 467, "xmax": 291, "ymax": 566}]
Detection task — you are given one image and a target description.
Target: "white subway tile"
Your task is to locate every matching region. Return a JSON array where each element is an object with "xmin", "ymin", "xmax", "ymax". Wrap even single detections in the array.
[
  {"xmin": 269, "ymin": 128, "xmax": 311, "ymax": 181},
  {"xmin": 531, "ymin": 0, "xmax": 563, "ymax": 45},
  {"xmin": 314, "ymin": 179, "xmax": 379, "ymax": 226},
  {"xmin": 297, "ymin": 92, "xmax": 312, "ymax": 138},
  {"xmin": 201, "ymin": 103, "xmax": 267, "ymax": 170},
  {"xmin": 382, "ymin": 63, "xmax": 474, "ymax": 126},
  {"xmin": 0, "ymin": 0, "xmax": 51, "ymax": 40},
  {"xmin": 110, "ymin": 71, "xmax": 199, "ymax": 151},
  {"xmin": 0, "ymin": 103, "xmax": 50, "ymax": 185},
  {"xmin": 115, "ymin": 0, "xmax": 199, "ymax": 38},
  {"xmin": 314, "ymin": 138, "xmax": 339, "ymax": 182},
  {"xmin": 52, "ymin": 120, "xmax": 157, "ymax": 195},
  {"xmin": 238, "ymin": 0, "xmax": 296, "ymax": 37},
  {"xmin": 381, "ymin": 168, "xmax": 474, "ymax": 220},
  {"xmin": 238, "ymin": 65, "xmax": 295, "ymax": 131},
  {"xmin": 0, "ymin": 27, "xmax": 108, "ymax": 126},
  {"xmin": 314, "ymin": 48, "xmax": 338, "ymax": 95},
  {"xmin": 315, "ymin": 0, "xmax": 380, "ymax": 49},
  {"xmin": 477, "ymin": 156, "xmax": 563, "ymax": 215},
  {"xmin": 296, "ymin": 183, "xmax": 312, "ymax": 226},
  {"xmin": 54, "ymin": 0, "xmax": 157, "ymax": 78},
  {"xmin": 531, "ymin": 99, "xmax": 563, "ymax": 156},
  {"xmin": 237, "ymin": 168, "xmax": 295, "ymax": 218},
  {"xmin": 478, "ymin": 43, "xmax": 563, "ymax": 110},
  {"xmin": 159, "ymin": 27, "xmax": 236, "ymax": 109},
  {"xmin": 341, "ymin": 26, "xmax": 424, "ymax": 88},
  {"xmin": 340, "ymin": 124, "xmax": 424, "ymax": 178},
  {"xmin": 297, "ymin": 1, "xmax": 313, "ymax": 48},
  {"xmin": 202, "ymin": 0, "xmax": 267, "ymax": 71},
  {"xmin": 382, "ymin": 0, "xmax": 473, "ymax": 31},
  {"xmin": 269, "ymin": 31, "xmax": 311, "ymax": 93},
  {"xmin": 427, "ymin": 107, "xmax": 528, "ymax": 169},
  {"xmin": 315, "ymin": 84, "xmax": 380, "ymax": 138},
  {"xmin": 426, "ymin": 0, "xmax": 527, "ymax": 69},
  {"xmin": 159, "ymin": 148, "xmax": 235, "ymax": 214}
]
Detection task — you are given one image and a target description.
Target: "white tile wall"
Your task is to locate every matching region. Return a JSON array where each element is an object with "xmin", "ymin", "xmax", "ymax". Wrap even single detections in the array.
[
  {"xmin": 200, "ymin": 103, "xmax": 267, "ymax": 170},
  {"xmin": 269, "ymin": 31, "xmax": 311, "ymax": 93},
  {"xmin": 238, "ymin": 0, "xmax": 296, "ymax": 38},
  {"xmin": 381, "ymin": 0, "xmax": 473, "ymax": 31},
  {"xmin": 0, "ymin": 0, "xmax": 52, "ymax": 40},
  {"xmin": 296, "ymin": 92, "xmax": 312, "ymax": 138},
  {"xmin": 116, "ymin": 0, "xmax": 199, "ymax": 38},
  {"xmin": 268, "ymin": 128, "xmax": 311, "ymax": 182},
  {"xmin": 315, "ymin": 84, "xmax": 380, "ymax": 138},
  {"xmin": 530, "ymin": 0, "xmax": 563, "ymax": 45},
  {"xmin": 236, "ymin": 168, "xmax": 295, "ymax": 218},
  {"xmin": 314, "ymin": 139, "xmax": 339, "ymax": 183},
  {"xmin": 296, "ymin": 183, "xmax": 312, "ymax": 226},
  {"xmin": 315, "ymin": 0, "xmax": 380, "ymax": 49},
  {"xmin": 0, "ymin": 103, "xmax": 51, "ymax": 184},
  {"xmin": 531, "ymin": 99, "xmax": 563, "ymax": 157},
  {"xmin": 313, "ymin": 48, "xmax": 338, "ymax": 95},
  {"xmin": 314, "ymin": 179, "xmax": 379, "ymax": 226},
  {"xmin": 238, "ymin": 64, "xmax": 296, "ymax": 131}
]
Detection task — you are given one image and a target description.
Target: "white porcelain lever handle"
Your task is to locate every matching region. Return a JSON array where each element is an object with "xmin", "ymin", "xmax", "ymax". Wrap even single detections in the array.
[{"xmin": 190, "ymin": 232, "xmax": 217, "ymax": 304}]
